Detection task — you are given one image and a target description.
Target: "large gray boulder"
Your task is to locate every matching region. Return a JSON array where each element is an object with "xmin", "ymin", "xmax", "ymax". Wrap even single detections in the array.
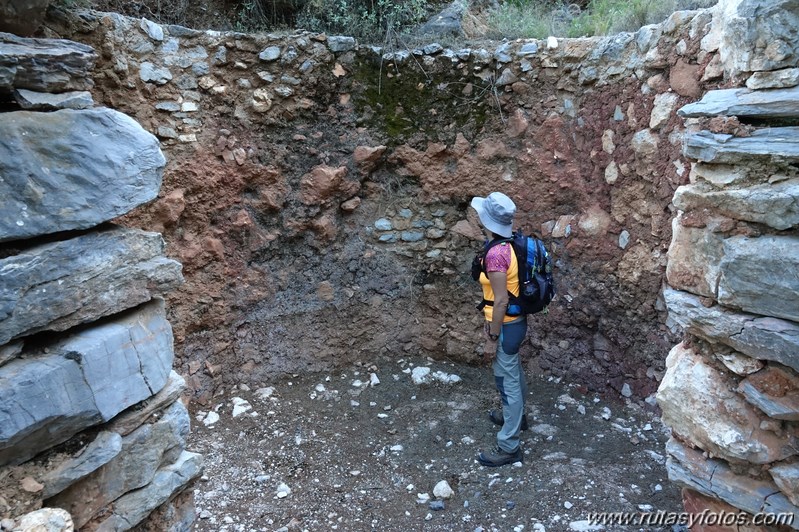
[
  {"xmin": 718, "ymin": 235, "xmax": 799, "ymax": 322},
  {"xmin": 664, "ymin": 287, "xmax": 799, "ymax": 372},
  {"xmin": 0, "ymin": 108, "xmax": 166, "ymax": 243},
  {"xmin": 678, "ymin": 86, "xmax": 799, "ymax": 119},
  {"xmin": 657, "ymin": 343, "xmax": 797, "ymax": 464},
  {"xmin": 0, "ymin": 227, "xmax": 183, "ymax": 345},
  {"xmin": 684, "ymin": 127, "xmax": 799, "ymax": 163},
  {"xmin": 0, "ymin": 32, "xmax": 96, "ymax": 91},
  {"xmin": 716, "ymin": 0, "xmax": 799, "ymax": 78},
  {"xmin": 672, "ymin": 179, "xmax": 799, "ymax": 230},
  {"xmin": 0, "ymin": 299, "xmax": 174, "ymax": 466},
  {"xmin": 0, "ymin": 0, "xmax": 50, "ymax": 36},
  {"xmin": 48, "ymin": 401, "xmax": 190, "ymax": 528}
]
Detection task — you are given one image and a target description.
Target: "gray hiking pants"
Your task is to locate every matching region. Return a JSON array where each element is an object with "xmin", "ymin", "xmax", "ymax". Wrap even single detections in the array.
[{"xmin": 493, "ymin": 316, "xmax": 528, "ymax": 453}]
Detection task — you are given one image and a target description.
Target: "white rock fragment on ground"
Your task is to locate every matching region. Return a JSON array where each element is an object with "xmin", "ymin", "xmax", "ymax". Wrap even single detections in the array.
[
  {"xmin": 645, "ymin": 450, "xmax": 665, "ymax": 463},
  {"xmin": 530, "ymin": 423, "xmax": 558, "ymax": 437},
  {"xmin": 352, "ymin": 379, "xmax": 364, "ymax": 388},
  {"xmin": 533, "ymin": 524, "xmax": 547, "ymax": 532},
  {"xmin": 276, "ymin": 483, "xmax": 291, "ymax": 498},
  {"xmin": 433, "ymin": 480, "xmax": 454, "ymax": 499},
  {"xmin": 231, "ymin": 397, "xmax": 253, "ymax": 417},
  {"xmin": 569, "ymin": 520, "xmax": 605, "ymax": 531},
  {"xmin": 202, "ymin": 411, "xmax": 220, "ymax": 426},
  {"xmin": 411, "ymin": 367, "xmax": 431, "ymax": 384},
  {"xmin": 600, "ymin": 407, "xmax": 611, "ymax": 420},
  {"xmin": 577, "ymin": 405, "xmax": 586, "ymax": 415},
  {"xmin": 256, "ymin": 386, "xmax": 274, "ymax": 399},
  {"xmin": 390, "ymin": 445, "xmax": 403, "ymax": 452},
  {"xmin": 557, "ymin": 394, "xmax": 577, "ymax": 405},
  {"xmin": 542, "ymin": 452, "xmax": 568, "ymax": 461},
  {"xmin": 621, "ymin": 383, "xmax": 632, "ymax": 397},
  {"xmin": 315, "ymin": 383, "xmax": 326, "ymax": 392},
  {"xmin": 431, "ymin": 370, "xmax": 461, "ymax": 384},
  {"xmin": 370, "ymin": 373, "xmax": 380, "ymax": 386},
  {"xmin": 461, "ymin": 436, "xmax": 475, "ymax": 444},
  {"xmin": 406, "ymin": 484, "xmax": 414, "ymax": 491},
  {"xmin": 564, "ymin": 501, "xmax": 573, "ymax": 509},
  {"xmin": 417, "ymin": 493, "xmax": 430, "ymax": 503}
]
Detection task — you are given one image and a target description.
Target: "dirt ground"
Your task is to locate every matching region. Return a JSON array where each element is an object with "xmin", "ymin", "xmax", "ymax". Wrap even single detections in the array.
[{"xmin": 187, "ymin": 353, "xmax": 683, "ymax": 532}]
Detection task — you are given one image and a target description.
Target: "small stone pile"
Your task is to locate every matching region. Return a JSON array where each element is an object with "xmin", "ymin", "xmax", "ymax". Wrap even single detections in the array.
[
  {"xmin": 0, "ymin": 32, "xmax": 202, "ymax": 531},
  {"xmin": 658, "ymin": 0, "xmax": 799, "ymax": 528}
]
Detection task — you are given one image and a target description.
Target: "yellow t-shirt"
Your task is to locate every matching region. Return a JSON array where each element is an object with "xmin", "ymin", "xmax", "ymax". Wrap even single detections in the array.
[{"xmin": 479, "ymin": 241, "xmax": 520, "ymax": 323}]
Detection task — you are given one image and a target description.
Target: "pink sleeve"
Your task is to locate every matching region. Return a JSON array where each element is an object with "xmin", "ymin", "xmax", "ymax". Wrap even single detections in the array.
[{"xmin": 485, "ymin": 244, "xmax": 511, "ymax": 273}]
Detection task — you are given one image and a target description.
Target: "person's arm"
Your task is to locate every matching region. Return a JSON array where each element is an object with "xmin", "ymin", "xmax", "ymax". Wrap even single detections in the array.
[{"xmin": 484, "ymin": 270, "xmax": 508, "ymax": 356}]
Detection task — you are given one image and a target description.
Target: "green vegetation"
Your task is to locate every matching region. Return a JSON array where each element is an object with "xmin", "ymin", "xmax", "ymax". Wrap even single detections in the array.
[
  {"xmin": 486, "ymin": 0, "xmax": 718, "ymax": 39},
  {"xmin": 78, "ymin": 0, "xmax": 719, "ymax": 40},
  {"xmin": 295, "ymin": 0, "xmax": 429, "ymax": 40},
  {"xmin": 230, "ymin": 0, "xmax": 431, "ymax": 37}
]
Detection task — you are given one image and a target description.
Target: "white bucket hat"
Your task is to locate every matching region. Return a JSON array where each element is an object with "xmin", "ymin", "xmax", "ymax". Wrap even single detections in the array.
[{"xmin": 470, "ymin": 192, "xmax": 516, "ymax": 238}]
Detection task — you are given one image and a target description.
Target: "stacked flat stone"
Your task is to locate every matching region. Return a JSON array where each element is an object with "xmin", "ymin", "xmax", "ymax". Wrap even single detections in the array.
[
  {"xmin": 658, "ymin": 0, "xmax": 799, "ymax": 527},
  {"xmin": 0, "ymin": 33, "xmax": 201, "ymax": 531}
]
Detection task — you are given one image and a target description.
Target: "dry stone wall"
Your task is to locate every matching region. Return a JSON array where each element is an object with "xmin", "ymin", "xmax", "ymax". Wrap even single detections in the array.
[
  {"xmin": 657, "ymin": 0, "xmax": 799, "ymax": 528},
  {"xmin": 41, "ymin": 3, "xmax": 729, "ymax": 405},
  {"xmin": 0, "ymin": 33, "xmax": 202, "ymax": 532}
]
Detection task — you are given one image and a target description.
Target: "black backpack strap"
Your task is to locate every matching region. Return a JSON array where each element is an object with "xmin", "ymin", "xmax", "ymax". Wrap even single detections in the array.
[{"xmin": 532, "ymin": 238, "xmax": 544, "ymax": 274}]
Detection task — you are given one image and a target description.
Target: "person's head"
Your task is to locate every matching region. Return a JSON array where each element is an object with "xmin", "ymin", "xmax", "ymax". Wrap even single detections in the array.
[{"xmin": 470, "ymin": 192, "xmax": 516, "ymax": 240}]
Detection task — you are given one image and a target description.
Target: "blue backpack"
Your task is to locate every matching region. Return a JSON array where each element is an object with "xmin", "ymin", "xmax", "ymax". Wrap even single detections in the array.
[{"xmin": 473, "ymin": 230, "xmax": 555, "ymax": 316}]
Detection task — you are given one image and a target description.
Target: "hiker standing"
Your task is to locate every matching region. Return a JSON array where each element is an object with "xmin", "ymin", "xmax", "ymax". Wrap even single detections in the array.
[{"xmin": 470, "ymin": 192, "xmax": 529, "ymax": 467}]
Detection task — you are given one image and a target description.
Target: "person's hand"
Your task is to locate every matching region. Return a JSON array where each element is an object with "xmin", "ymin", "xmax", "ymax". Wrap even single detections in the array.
[{"xmin": 483, "ymin": 338, "xmax": 497, "ymax": 361}]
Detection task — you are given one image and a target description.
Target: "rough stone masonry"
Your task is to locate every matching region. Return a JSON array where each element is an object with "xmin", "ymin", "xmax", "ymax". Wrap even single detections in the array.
[
  {"xmin": 0, "ymin": 29, "xmax": 202, "ymax": 532},
  {"xmin": 657, "ymin": 0, "xmax": 799, "ymax": 529}
]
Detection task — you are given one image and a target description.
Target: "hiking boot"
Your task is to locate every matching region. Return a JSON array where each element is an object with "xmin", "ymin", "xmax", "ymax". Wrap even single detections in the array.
[
  {"xmin": 477, "ymin": 445, "xmax": 523, "ymax": 467},
  {"xmin": 488, "ymin": 409, "xmax": 529, "ymax": 431}
]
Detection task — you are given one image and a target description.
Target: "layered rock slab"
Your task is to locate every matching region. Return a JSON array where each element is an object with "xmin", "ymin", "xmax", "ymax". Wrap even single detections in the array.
[
  {"xmin": 0, "ymin": 108, "xmax": 166, "ymax": 242},
  {"xmin": 678, "ymin": 86, "xmax": 799, "ymax": 118},
  {"xmin": 664, "ymin": 288, "xmax": 799, "ymax": 373},
  {"xmin": 0, "ymin": 299, "xmax": 174, "ymax": 466},
  {"xmin": 0, "ymin": 32, "xmax": 97, "ymax": 91},
  {"xmin": 666, "ymin": 438, "xmax": 799, "ymax": 528},
  {"xmin": 0, "ymin": 226, "xmax": 183, "ymax": 345},
  {"xmin": 47, "ymin": 401, "xmax": 190, "ymax": 528},
  {"xmin": 93, "ymin": 450, "xmax": 203, "ymax": 532},
  {"xmin": 683, "ymin": 127, "xmax": 799, "ymax": 163},
  {"xmin": 672, "ymin": 179, "xmax": 799, "ymax": 231}
]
